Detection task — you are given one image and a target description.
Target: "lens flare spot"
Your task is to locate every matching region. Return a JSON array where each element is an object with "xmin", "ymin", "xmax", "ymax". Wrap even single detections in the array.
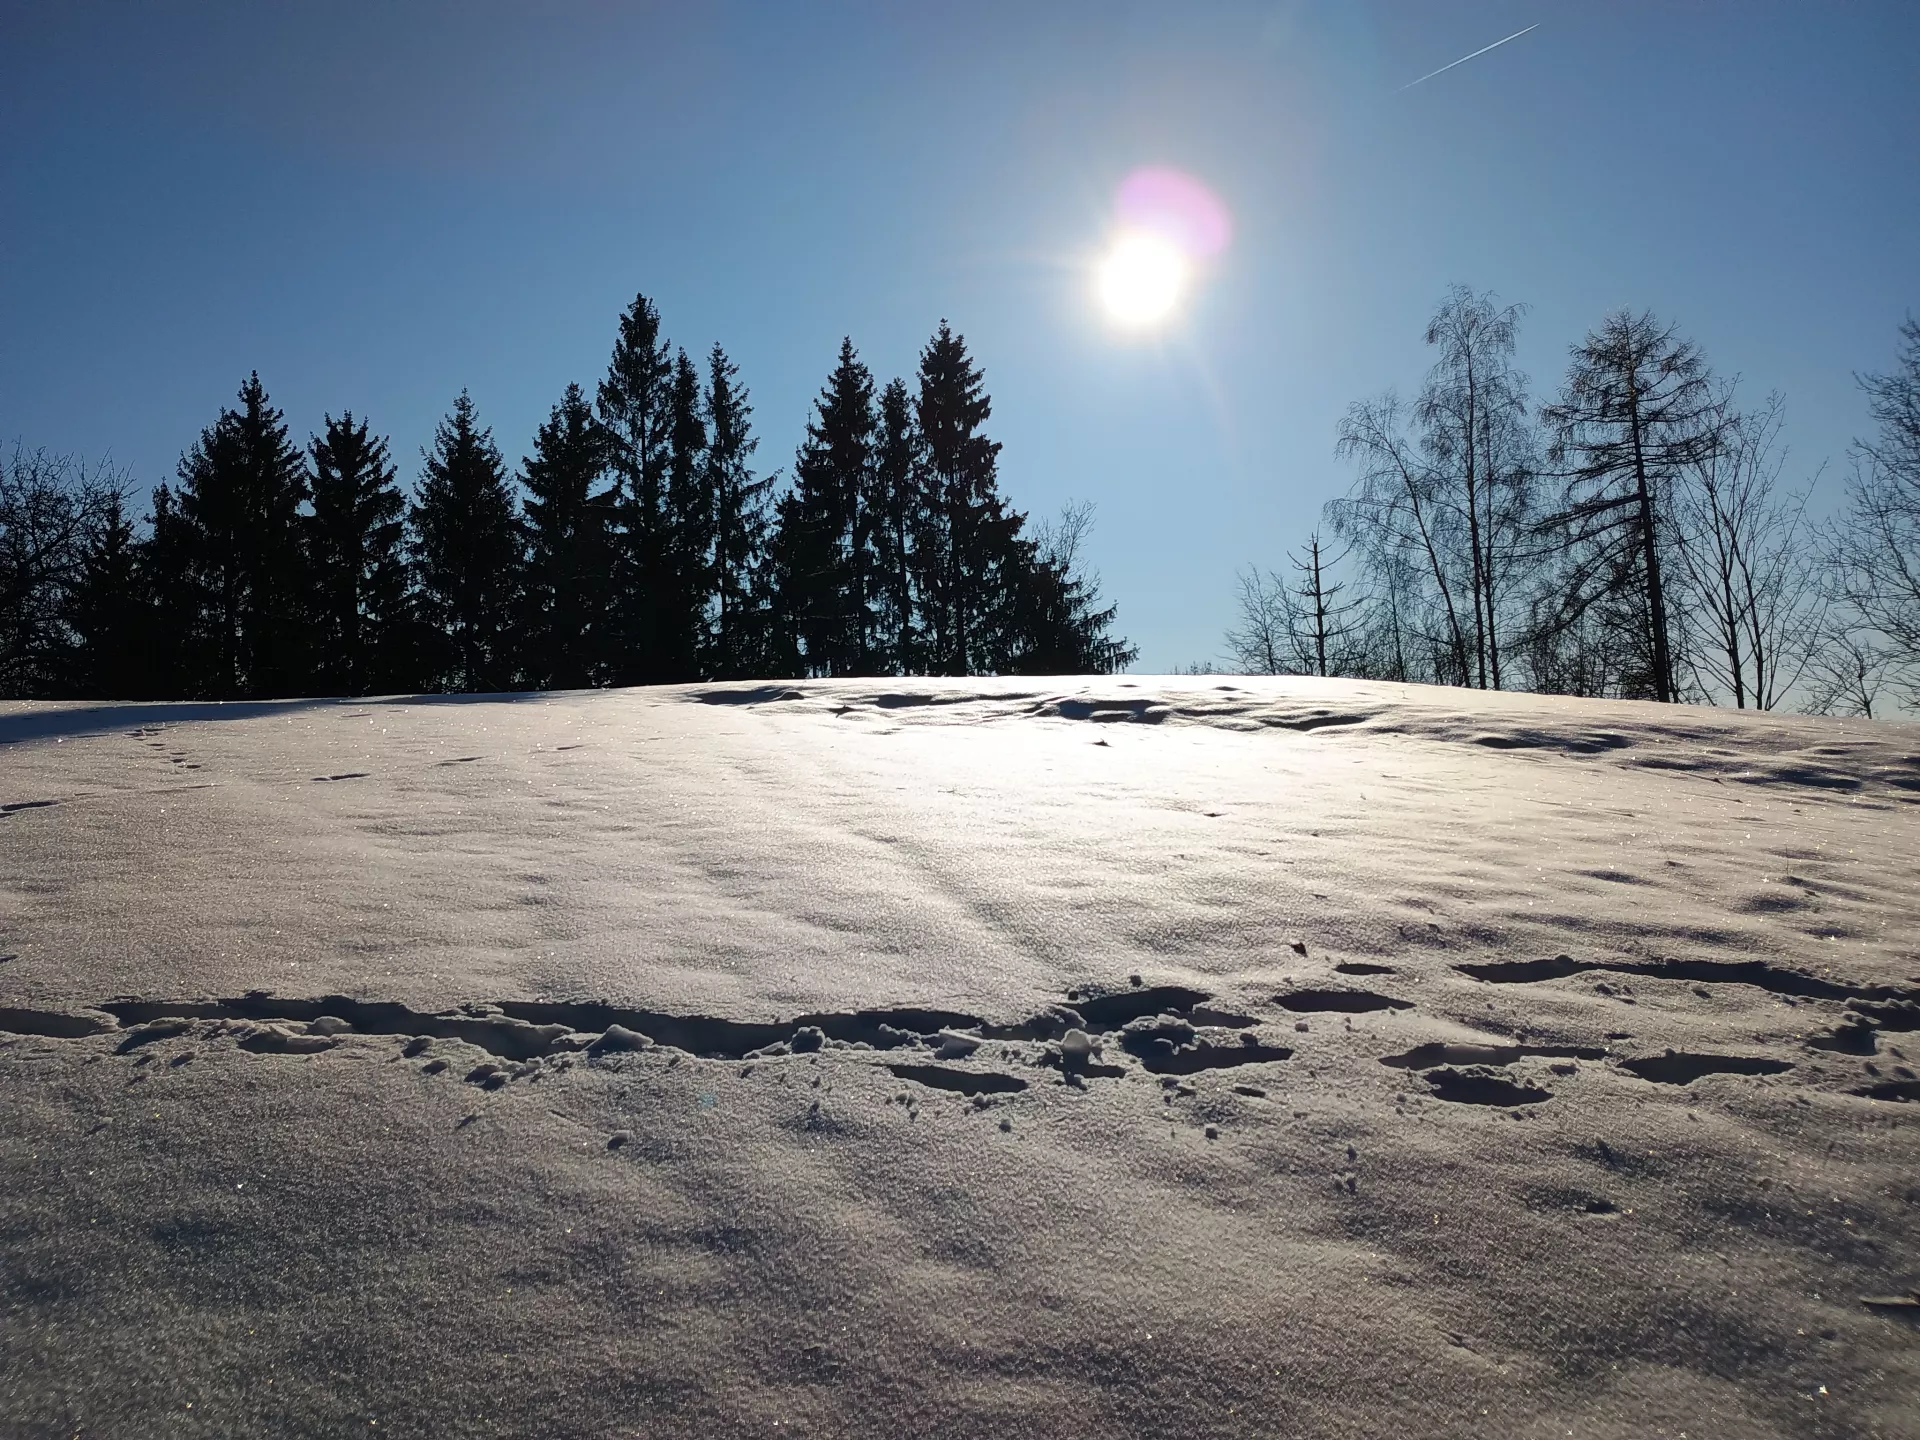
[
  {"xmin": 1116, "ymin": 167, "xmax": 1232, "ymax": 260},
  {"xmin": 1097, "ymin": 233, "xmax": 1189, "ymax": 328}
]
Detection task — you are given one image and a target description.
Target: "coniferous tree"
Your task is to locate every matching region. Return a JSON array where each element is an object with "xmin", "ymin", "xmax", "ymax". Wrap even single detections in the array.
[
  {"xmin": 1541, "ymin": 312, "xmax": 1722, "ymax": 703},
  {"xmin": 777, "ymin": 339, "xmax": 878, "ymax": 676},
  {"xmin": 597, "ymin": 294, "xmax": 675, "ymax": 685},
  {"xmin": 913, "ymin": 323, "xmax": 1024, "ymax": 674},
  {"xmin": 140, "ymin": 483, "xmax": 202, "ymax": 698},
  {"xmin": 171, "ymin": 373, "xmax": 312, "ymax": 698},
  {"xmin": 308, "ymin": 413, "xmax": 412, "ymax": 695},
  {"xmin": 869, "ymin": 378, "xmax": 921, "ymax": 674},
  {"xmin": 519, "ymin": 383, "xmax": 614, "ymax": 690},
  {"xmin": 410, "ymin": 392, "xmax": 524, "ymax": 693},
  {"xmin": 64, "ymin": 491, "xmax": 152, "ymax": 698},
  {"xmin": 703, "ymin": 344, "xmax": 774, "ymax": 679},
  {"xmin": 1009, "ymin": 501, "xmax": 1138, "ymax": 674},
  {"xmin": 518, "ymin": 385, "xmax": 614, "ymax": 691},
  {"xmin": 663, "ymin": 349, "xmax": 710, "ymax": 679}
]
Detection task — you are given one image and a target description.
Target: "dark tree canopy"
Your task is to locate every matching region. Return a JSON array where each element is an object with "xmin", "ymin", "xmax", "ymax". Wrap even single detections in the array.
[
  {"xmin": 598, "ymin": 293, "xmax": 675, "ymax": 686},
  {"xmin": 519, "ymin": 383, "xmax": 613, "ymax": 691},
  {"xmin": 309, "ymin": 412, "xmax": 412, "ymax": 696},
  {"xmin": 3, "ymin": 303, "xmax": 1136, "ymax": 703},
  {"xmin": 171, "ymin": 373, "xmax": 312, "ymax": 698},
  {"xmin": 410, "ymin": 392, "xmax": 523, "ymax": 694},
  {"xmin": 913, "ymin": 322, "xmax": 1023, "ymax": 676},
  {"xmin": 1541, "ymin": 311, "xmax": 1722, "ymax": 703},
  {"xmin": 778, "ymin": 338, "xmax": 878, "ymax": 677},
  {"xmin": 703, "ymin": 344, "xmax": 774, "ymax": 680}
]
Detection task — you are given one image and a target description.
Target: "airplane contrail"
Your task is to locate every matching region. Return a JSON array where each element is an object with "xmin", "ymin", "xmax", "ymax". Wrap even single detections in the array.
[{"xmin": 1398, "ymin": 23, "xmax": 1538, "ymax": 91}]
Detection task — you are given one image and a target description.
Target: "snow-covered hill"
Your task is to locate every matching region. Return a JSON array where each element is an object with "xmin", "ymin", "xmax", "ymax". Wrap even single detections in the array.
[{"xmin": 3, "ymin": 678, "xmax": 1916, "ymax": 1438}]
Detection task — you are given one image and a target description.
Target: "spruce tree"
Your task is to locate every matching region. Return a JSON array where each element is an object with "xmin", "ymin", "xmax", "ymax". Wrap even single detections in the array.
[
  {"xmin": 703, "ymin": 344, "xmax": 774, "ymax": 679},
  {"xmin": 913, "ymin": 323, "xmax": 1022, "ymax": 674},
  {"xmin": 308, "ymin": 412, "xmax": 412, "ymax": 695},
  {"xmin": 597, "ymin": 294, "xmax": 674, "ymax": 685},
  {"xmin": 1009, "ymin": 502, "xmax": 1138, "ymax": 675},
  {"xmin": 519, "ymin": 383, "xmax": 613, "ymax": 690},
  {"xmin": 870, "ymin": 378, "xmax": 921, "ymax": 675},
  {"xmin": 663, "ymin": 349, "xmax": 710, "ymax": 680},
  {"xmin": 64, "ymin": 491, "xmax": 151, "ymax": 699},
  {"xmin": 140, "ymin": 483, "xmax": 202, "ymax": 698},
  {"xmin": 172, "ymin": 373, "xmax": 312, "ymax": 698},
  {"xmin": 778, "ymin": 339, "xmax": 878, "ymax": 676},
  {"xmin": 410, "ymin": 392, "xmax": 524, "ymax": 693}
]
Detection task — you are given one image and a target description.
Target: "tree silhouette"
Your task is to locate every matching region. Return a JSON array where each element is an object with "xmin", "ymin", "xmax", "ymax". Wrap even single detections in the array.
[
  {"xmin": 778, "ymin": 338, "xmax": 878, "ymax": 676},
  {"xmin": 1009, "ymin": 500, "xmax": 1137, "ymax": 674},
  {"xmin": 913, "ymin": 322, "xmax": 1022, "ymax": 675},
  {"xmin": 1830, "ymin": 316, "xmax": 1920, "ymax": 706},
  {"xmin": 410, "ymin": 392, "xmax": 523, "ymax": 693},
  {"xmin": 309, "ymin": 412, "xmax": 412, "ymax": 696},
  {"xmin": 703, "ymin": 344, "xmax": 774, "ymax": 679},
  {"xmin": 662, "ymin": 349, "xmax": 710, "ymax": 680},
  {"xmin": 869, "ymin": 377, "xmax": 921, "ymax": 675},
  {"xmin": 63, "ymin": 490, "xmax": 151, "ymax": 698},
  {"xmin": 1541, "ymin": 311, "xmax": 1722, "ymax": 703},
  {"xmin": 519, "ymin": 383, "xmax": 613, "ymax": 690},
  {"xmin": 171, "ymin": 373, "xmax": 312, "ymax": 698},
  {"xmin": 597, "ymin": 293, "xmax": 675, "ymax": 686}
]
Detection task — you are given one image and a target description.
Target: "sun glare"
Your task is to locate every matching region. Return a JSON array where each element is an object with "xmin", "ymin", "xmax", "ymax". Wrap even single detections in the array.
[
  {"xmin": 1094, "ymin": 167, "xmax": 1229, "ymax": 332},
  {"xmin": 1097, "ymin": 232, "xmax": 1189, "ymax": 329}
]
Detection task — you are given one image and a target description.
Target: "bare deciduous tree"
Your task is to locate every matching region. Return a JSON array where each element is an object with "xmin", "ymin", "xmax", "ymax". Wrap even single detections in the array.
[
  {"xmin": 1802, "ymin": 622, "xmax": 1897, "ymax": 719},
  {"xmin": 1828, "ymin": 317, "xmax": 1920, "ymax": 707},
  {"xmin": 1332, "ymin": 393, "xmax": 1476, "ymax": 683},
  {"xmin": 1415, "ymin": 286, "xmax": 1537, "ymax": 689},
  {"xmin": 0, "ymin": 445, "xmax": 124, "ymax": 697},
  {"xmin": 1225, "ymin": 533, "xmax": 1361, "ymax": 677},
  {"xmin": 1670, "ymin": 393, "xmax": 1822, "ymax": 710},
  {"xmin": 1331, "ymin": 288, "xmax": 1539, "ymax": 690}
]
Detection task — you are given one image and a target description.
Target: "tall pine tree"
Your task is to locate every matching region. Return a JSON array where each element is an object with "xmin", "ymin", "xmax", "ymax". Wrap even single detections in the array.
[
  {"xmin": 64, "ymin": 491, "xmax": 151, "ymax": 699},
  {"xmin": 172, "ymin": 373, "xmax": 312, "ymax": 698},
  {"xmin": 140, "ymin": 483, "xmax": 202, "ymax": 698},
  {"xmin": 308, "ymin": 413, "xmax": 412, "ymax": 696},
  {"xmin": 597, "ymin": 294, "xmax": 675, "ymax": 685},
  {"xmin": 869, "ymin": 377, "xmax": 921, "ymax": 675},
  {"xmin": 1542, "ymin": 312, "xmax": 1722, "ymax": 703},
  {"xmin": 703, "ymin": 344, "xmax": 774, "ymax": 679},
  {"xmin": 519, "ymin": 383, "xmax": 614, "ymax": 690},
  {"xmin": 777, "ymin": 339, "xmax": 878, "ymax": 676},
  {"xmin": 410, "ymin": 392, "xmax": 524, "ymax": 693},
  {"xmin": 1008, "ymin": 501, "xmax": 1138, "ymax": 675},
  {"xmin": 663, "ymin": 349, "xmax": 710, "ymax": 680},
  {"xmin": 913, "ymin": 323, "xmax": 1023, "ymax": 675}
]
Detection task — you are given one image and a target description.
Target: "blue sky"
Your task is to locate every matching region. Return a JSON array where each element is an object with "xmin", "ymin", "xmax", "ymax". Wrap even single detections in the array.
[{"xmin": 3, "ymin": 2, "xmax": 1915, "ymax": 671}]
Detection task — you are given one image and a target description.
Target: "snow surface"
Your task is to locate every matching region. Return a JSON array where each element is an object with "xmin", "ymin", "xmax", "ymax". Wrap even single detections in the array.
[{"xmin": 2, "ymin": 677, "xmax": 1917, "ymax": 1437}]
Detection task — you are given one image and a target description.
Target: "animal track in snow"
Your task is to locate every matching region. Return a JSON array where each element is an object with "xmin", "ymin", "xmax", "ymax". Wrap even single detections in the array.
[
  {"xmin": 0, "ymin": 1006, "xmax": 112, "ymax": 1038},
  {"xmin": 1379, "ymin": 1042, "xmax": 1605, "ymax": 1070},
  {"xmin": 1422, "ymin": 1066, "xmax": 1553, "ymax": 1107},
  {"xmin": 885, "ymin": 1063, "xmax": 1028, "ymax": 1096},
  {"xmin": 1616, "ymin": 1052, "xmax": 1795, "ymax": 1086},
  {"xmin": 0, "ymin": 982, "xmax": 1295, "ymax": 1093},
  {"xmin": 1455, "ymin": 954, "xmax": 1914, "ymax": 1003},
  {"xmin": 1275, "ymin": 988, "xmax": 1413, "ymax": 1014}
]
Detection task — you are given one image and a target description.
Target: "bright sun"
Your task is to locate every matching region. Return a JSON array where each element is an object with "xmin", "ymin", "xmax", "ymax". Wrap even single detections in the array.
[{"xmin": 1096, "ymin": 232, "xmax": 1189, "ymax": 329}]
